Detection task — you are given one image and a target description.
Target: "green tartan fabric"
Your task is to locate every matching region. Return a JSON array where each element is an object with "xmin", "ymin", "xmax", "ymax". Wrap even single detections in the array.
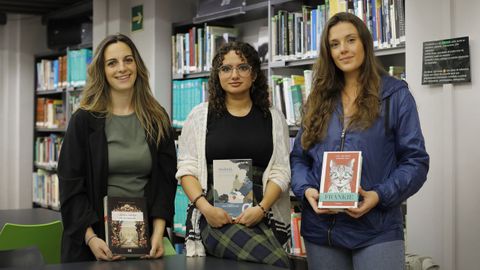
[{"xmin": 200, "ymin": 218, "xmax": 290, "ymax": 268}]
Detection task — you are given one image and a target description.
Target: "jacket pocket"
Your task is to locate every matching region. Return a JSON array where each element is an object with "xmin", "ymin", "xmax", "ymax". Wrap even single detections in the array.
[{"xmin": 361, "ymin": 209, "xmax": 384, "ymax": 232}]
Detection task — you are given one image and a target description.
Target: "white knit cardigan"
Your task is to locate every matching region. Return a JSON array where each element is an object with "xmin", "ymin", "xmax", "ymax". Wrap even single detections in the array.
[{"xmin": 175, "ymin": 102, "xmax": 291, "ymax": 256}]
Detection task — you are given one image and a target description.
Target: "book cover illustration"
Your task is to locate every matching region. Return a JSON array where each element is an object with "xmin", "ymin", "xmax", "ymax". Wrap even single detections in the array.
[
  {"xmin": 213, "ymin": 159, "xmax": 253, "ymax": 218},
  {"xmin": 104, "ymin": 196, "xmax": 150, "ymax": 257},
  {"xmin": 318, "ymin": 151, "xmax": 362, "ymax": 209}
]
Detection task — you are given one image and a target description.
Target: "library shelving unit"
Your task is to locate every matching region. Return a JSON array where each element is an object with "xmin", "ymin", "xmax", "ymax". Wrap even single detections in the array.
[
  {"xmin": 32, "ymin": 45, "xmax": 92, "ymax": 211},
  {"xmin": 171, "ymin": 0, "xmax": 405, "ymax": 129},
  {"xmin": 170, "ymin": 0, "xmax": 406, "ymax": 265}
]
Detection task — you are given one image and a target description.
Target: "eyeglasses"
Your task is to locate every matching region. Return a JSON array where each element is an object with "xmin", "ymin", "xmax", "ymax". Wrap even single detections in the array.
[{"xmin": 218, "ymin": 64, "xmax": 252, "ymax": 77}]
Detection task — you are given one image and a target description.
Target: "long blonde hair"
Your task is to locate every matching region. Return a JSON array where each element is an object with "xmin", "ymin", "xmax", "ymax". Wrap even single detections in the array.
[
  {"xmin": 301, "ymin": 12, "xmax": 384, "ymax": 150},
  {"xmin": 80, "ymin": 34, "xmax": 171, "ymax": 145}
]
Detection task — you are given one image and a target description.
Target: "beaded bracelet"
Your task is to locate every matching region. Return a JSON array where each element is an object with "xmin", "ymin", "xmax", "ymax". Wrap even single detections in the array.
[
  {"xmin": 192, "ymin": 193, "xmax": 205, "ymax": 207},
  {"xmin": 85, "ymin": 234, "xmax": 97, "ymax": 246},
  {"xmin": 257, "ymin": 203, "xmax": 268, "ymax": 216}
]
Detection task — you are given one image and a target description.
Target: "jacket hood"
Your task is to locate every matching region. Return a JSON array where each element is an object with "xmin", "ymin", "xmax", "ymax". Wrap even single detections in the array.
[{"xmin": 380, "ymin": 75, "xmax": 407, "ymax": 100}]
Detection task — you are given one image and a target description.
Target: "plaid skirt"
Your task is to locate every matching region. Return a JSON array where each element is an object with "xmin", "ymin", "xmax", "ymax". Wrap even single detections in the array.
[{"xmin": 199, "ymin": 216, "xmax": 290, "ymax": 268}]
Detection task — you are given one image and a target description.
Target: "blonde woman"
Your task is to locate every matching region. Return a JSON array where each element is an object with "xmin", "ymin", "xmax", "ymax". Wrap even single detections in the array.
[{"xmin": 58, "ymin": 34, "xmax": 177, "ymax": 262}]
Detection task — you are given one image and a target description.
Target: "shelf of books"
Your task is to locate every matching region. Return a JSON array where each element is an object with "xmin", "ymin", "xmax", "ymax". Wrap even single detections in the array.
[
  {"xmin": 32, "ymin": 47, "xmax": 92, "ymax": 211},
  {"xmin": 269, "ymin": 0, "xmax": 405, "ymax": 138},
  {"xmin": 171, "ymin": 0, "xmax": 405, "ymax": 129},
  {"xmin": 171, "ymin": 0, "xmax": 270, "ymax": 129}
]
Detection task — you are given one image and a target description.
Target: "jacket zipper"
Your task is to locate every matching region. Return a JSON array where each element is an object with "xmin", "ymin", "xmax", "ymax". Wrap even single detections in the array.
[
  {"xmin": 340, "ymin": 127, "xmax": 346, "ymax": 151},
  {"xmin": 327, "ymin": 127, "xmax": 346, "ymax": 246},
  {"xmin": 327, "ymin": 216, "xmax": 336, "ymax": 246}
]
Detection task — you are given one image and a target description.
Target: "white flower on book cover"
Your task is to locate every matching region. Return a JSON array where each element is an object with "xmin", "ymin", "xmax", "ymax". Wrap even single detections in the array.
[{"xmin": 213, "ymin": 159, "xmax": 253, "ymax": 218}]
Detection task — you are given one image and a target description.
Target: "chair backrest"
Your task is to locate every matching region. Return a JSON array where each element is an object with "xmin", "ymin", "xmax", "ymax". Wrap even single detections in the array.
[
  {"xmin": 0, "ymin": 246, "xmax": 45, "ymax": 268},
  {"xmin": 0, "ymin": 220, "xmax": 63, "ymax": 264},
  {"xmin": 163, "ymin": 237, "xmax": 176, "ymax": 256}
]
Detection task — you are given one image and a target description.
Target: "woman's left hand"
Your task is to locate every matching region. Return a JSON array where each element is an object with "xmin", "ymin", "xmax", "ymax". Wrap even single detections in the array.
[
  {"xmin": 346, "ymin": 187, "xmax": 379, "ymax": 219},
  {"xmin": 234, "ymin": 206, "xmax": 264, "ymax": 227},
  {"xmin": 142, "ymin": 218, "xmax": 165, "ymax": 259},
  {"xmin": 143, "ymin": 232, "xmax": 164, "ymax": 259}
]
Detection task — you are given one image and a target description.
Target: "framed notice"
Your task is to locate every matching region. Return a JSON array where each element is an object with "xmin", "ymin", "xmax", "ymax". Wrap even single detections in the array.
[
  {"xmin": 193, "ymin": 0, "xmax": 246, "ymax": 23},
  {"xmin": 422, "ymin": 36, "xmax": 471, "ymax": 85}
]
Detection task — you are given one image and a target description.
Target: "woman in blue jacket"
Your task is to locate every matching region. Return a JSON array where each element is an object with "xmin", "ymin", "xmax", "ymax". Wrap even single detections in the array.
[{"xmin": 290, "ymin": 12, "xmax": 429, "ymax": 270}]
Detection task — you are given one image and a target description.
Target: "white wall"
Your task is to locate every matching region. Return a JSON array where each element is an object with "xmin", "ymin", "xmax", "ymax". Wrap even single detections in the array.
[
  {"xmin": 92, "ymin": 0, "xmax": 195, "ymax": 116},
  {"xmin": 0, "ymin": 0, "xmax": 195, "ymax": 210},
  {"xmin": 0, "ymin": 14, "xmax": 47, "ymax": 209},
  {"xmin": 406, "ymin": 1, "xmax": 480, "ymax": 269}
]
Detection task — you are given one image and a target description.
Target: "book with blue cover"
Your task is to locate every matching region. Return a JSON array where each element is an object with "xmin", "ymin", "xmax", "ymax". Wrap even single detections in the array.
[{"xmin": 213, "ymin": 159, "xmax": 253, "ymax": 218}]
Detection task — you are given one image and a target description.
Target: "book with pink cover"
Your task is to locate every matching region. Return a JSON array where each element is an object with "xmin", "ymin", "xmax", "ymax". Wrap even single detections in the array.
[{"xmin": 318, "ymin": 151, "xmax": 362, "ymax": 209}]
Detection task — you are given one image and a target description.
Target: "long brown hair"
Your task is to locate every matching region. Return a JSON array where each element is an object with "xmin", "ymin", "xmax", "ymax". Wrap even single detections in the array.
[
  {"xmin": 208, "ymin": 41, "xmax": 270, "ymax": 117},
  {"xmin": 301, "ymin": 12, "xmax": 384, "ymax": 150},
  {"xmin": 80, "ymin": 34, "xmax": 171, "ymax": 146}
]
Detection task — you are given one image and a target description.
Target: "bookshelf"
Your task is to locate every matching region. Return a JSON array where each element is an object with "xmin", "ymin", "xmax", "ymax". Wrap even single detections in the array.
[
  {"xmin": 171, "ymin": 0, "xmax": 405, "ymax": 128},
  {"xmin": 170, "ymin": 0, "xmax": 406, "ymax": 264},
  {"xmin": 32, "ymin": 46, "xmax": 92, "ymax": 211}
]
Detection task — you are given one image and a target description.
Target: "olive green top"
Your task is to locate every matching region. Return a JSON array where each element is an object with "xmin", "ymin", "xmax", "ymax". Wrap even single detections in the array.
[{"xmin": 105, "ymin": 113, "xmax": 151, "ymax": 198}]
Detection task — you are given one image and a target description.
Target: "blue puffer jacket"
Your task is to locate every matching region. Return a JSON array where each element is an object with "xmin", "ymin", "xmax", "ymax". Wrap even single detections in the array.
[{"xmin": 290, "ymin": 75, "xmax": 429, "ymax": 249}]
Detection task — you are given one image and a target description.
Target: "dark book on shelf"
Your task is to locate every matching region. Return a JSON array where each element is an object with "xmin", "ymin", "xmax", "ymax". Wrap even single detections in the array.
[
  {"xmin": 318, "ymin": 151, "xmax": 362, "ymax": 210},
  {"xmin": 103, "ymin": 196, "xmax": 150, "ymax": 257},
  {"xmin": 213, "ymin": 159, "xmax": 253, "ymax": 218}
]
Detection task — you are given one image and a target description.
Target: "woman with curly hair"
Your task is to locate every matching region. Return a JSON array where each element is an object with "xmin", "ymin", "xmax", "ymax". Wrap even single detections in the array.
[
  {"xmin": 58, "ymin": 34, "xmax": 177, "ymax": 262},
  {"xmin": 290, "ymin": 12, "xmax": 429, "ymax": 270},
  {"xmin": 176, "ymin": 41, "xmax": 291, "ymax": 268}
]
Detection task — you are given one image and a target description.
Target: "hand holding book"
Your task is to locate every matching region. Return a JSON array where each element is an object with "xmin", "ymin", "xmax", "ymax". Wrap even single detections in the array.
[
  {"xmin": 86, "ymin": 233, "xmax": 124, "ymax": 261},
  {"xmin": 234, "ymin": 205, "xmax": 264, "ymax": 227},
  {"xmin": 304, "ymin": 188, "xmax": 342, "ymax": 215},
  {"xmin": 84, "ymin": 226, "xmax": 124, "ymax": 261},
  {"xmin": 345, "ymin": 187, "xmax": 380, "ymax": 218},
  {"xmin": 142, "ymin": 218, "xmax": 166, "ymax": 259},
  {"xmin": 203, "ymin": 205, "xmax": 233, "ymax": 228}
]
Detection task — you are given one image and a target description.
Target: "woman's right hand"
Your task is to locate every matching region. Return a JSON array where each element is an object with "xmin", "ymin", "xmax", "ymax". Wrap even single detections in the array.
[
  {"xmin": 202, "ymin": 205, "xmax": 233, "ymax": 228},
  {"xmin": 87, "ymin": 237, "xmax": 124, "ymax": 261},
  {"xmin": 305, "ymin": 188, "xmax": 339, "ymax": 215}
]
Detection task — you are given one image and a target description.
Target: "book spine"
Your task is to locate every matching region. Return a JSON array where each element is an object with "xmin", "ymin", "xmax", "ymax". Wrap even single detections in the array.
[{"xmin": 103, "ymin": 196, "xmax": 109, "ymax": 247}]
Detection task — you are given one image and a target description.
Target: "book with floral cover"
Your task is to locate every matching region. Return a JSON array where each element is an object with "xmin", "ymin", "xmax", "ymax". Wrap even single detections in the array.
[
  {"xmin": 213, "ymin": 159, "xmax": 253, "ymax": 218},
  {"xmin": 103, "ymin": 196, "xmax": 150, "ymax": 257},
  {"xmin": 318, "ymin": 151, "xmax": 362, "ymax": 209}
]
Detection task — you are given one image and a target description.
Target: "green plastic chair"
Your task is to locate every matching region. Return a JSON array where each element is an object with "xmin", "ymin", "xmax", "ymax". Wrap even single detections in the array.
[
  {"xmin": 0, "ymin": 220, "xmax": 63, "ymax": 264},
  {"xmin": 163, "ymin": 237, "xmax": 176, "ymax": 256}
]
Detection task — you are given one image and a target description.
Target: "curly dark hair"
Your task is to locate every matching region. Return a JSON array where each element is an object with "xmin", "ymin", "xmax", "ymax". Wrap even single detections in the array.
[{"xmin": 208, "ymin": 41, "xmax": 270, "ymax": 118}]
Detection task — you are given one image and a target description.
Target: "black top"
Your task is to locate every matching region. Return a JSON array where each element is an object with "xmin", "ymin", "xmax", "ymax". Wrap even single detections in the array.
[
  {"xmin": 206, "ymin": 105, "xmax": 273, "ymax": 168},
  {"xmin": 57, "ymin": 109, "xmax": 177, "ymax": 263}
]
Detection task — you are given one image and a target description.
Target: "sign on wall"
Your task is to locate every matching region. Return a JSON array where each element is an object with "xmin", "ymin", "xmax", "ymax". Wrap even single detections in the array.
[
  {"xmin": 131, "ymin": 5, "xmax": 143, "ymax": 32},
  {"xmin": 422, "ymin": 36, "xmax": 471, "ymax": 85},
  {"xmin": 194, "ymin": 0, "xmax": 246, "ymax": 23}
]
